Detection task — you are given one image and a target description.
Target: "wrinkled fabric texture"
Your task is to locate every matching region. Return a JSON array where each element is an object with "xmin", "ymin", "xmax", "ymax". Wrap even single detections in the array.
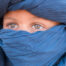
[
  {"xmin": 54, "ymin": 53, "xmax": 66, "ymax": 66},
  {"xmin": 0, "ymin": 25, "xmax": 66, "ymax": 66},
  {"xmin": 0, "ymin": 0, "xmax": 66, "ymax": 66},
  {"xmin": 0, "ymin": 0, "xmax": 23, "ymax": 18},
  {"xmin": 0, "ymin": 0, "xmax": 66, "ymax": 24},
  {"xmin": 0, "ymin": 47, "xmax": 13, "ymax": 66}
]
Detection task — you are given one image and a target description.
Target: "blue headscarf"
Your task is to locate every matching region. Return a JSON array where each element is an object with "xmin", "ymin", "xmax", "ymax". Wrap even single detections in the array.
[
  {"xmin": 0, "ymin": 0, "xmax": 66, "ymax": 24},
  {"xmin": 0, "ymin": 25, "xmax": 66, "ymax": 66},
  {"xmin": 0, "ymin": 0, "xmax": 66, "ymax": 66}
]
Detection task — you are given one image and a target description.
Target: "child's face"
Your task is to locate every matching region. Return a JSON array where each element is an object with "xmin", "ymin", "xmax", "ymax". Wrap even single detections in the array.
[{"xmin": 3, "ymin": 10, "xmax": 60, "ymax": 33}]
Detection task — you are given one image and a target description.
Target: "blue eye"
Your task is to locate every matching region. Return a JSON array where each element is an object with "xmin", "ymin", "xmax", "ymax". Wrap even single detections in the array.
[
  {"xmin": 7, "ymin": 23, "xmax": 19, "ymax": 29},
  {"xmin": 32, "ymin": 24, "xmax": 44, "ymax": 29}
]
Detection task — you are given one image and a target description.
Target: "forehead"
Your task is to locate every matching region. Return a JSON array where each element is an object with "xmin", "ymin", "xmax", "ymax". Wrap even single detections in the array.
[
  {"xmin": 4, "ymin": 10, "xmax": 36, "ymax": 18},
  {"xmin": 3, "ymin": 10, "xmax": 60, "ymax": 25},
  {"xmin": 3, "ymin": 10, "xmax": 42, "ymax": 25}
]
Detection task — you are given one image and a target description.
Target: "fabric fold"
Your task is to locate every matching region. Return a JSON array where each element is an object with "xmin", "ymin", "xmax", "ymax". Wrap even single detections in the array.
[
  {"xmin": 0, "ymin": 0, "xmax": 66, "ymax": 24},
  {"xmin": 0, "ymin": 25, "xmax": 66, "ymax": 66}
]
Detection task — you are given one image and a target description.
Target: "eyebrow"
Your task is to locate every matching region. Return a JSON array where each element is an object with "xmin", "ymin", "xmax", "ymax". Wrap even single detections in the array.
[
  {"xmin": 31, "ymin": 16, "xmax": 40, "ymax": 21},
  {"xmin": 4, "ymin": 16, "xmax": 39, "ymax": 22}
]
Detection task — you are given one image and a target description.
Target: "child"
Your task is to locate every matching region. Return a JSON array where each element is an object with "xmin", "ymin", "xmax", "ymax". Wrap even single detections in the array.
[
  {"xmin": 0, "ymin": 9, "xmax": 65, "ymax": 66},
  {"xmin": 0, "ymin": 0, "xmax": 66, "ymax": 66}
]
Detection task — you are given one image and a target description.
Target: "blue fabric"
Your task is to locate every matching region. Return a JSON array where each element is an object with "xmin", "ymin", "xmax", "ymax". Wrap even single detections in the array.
[
  {"xmin": 0, "ymin": 0, "xmax": 22, "ymax": 17},
  {"xmin": 0, "ymin": 0, "xmax": 66, "ymax": 24},
  {"xmin": 0, "ymin": 47, "xmax": 5, "ymax": 66},
  {"xmin": 0, "ymin": 47, "xmax": 14, "ymax": 66},
  {"xmin": 57, "ymin": 54, "xmax": 66, "ymax": 66},
  {"xmin": 0, "ymin": 0, "xmax": 66, "ymax": 66},
  {"xmin": 0, "ymin": 24, "xmax": 66, "ymax": 66},
  {"xmin": 0, "ymin": 0, "xmax": 10, "ymax": 17}
]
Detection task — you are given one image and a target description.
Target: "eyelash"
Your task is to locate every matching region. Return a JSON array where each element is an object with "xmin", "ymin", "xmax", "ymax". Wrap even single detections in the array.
[
  {"xmin": 6, "ymin": 22, "xmax": 44, "ymax": 30},
  {"xmin": 31, "ymin": 23, "xmax": 44, "ymax": 29},
  {"xmin": 6, "ymin": 22, "xmax": 17, "ymax": 26},
  {"xmin": 6, "ymin": 23, "xmax": 18, "ymax": 29}
]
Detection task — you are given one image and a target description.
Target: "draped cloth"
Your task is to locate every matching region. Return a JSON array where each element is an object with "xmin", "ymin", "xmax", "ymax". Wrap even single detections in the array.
[
  {"xmin": 0, "ymin": 25, "xmax": 66, "ymax": 66},
  {"xmin": 0, "ymin": 0, "xmax": 66, "ymax": 24},
  {"xmin": 0, "ymin": 0, "xmax": 66, "ymax": 66}
]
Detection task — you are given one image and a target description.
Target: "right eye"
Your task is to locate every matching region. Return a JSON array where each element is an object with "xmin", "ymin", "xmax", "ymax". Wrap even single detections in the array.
[
  {"xmin": 32, "ymin": 24, "xmax": 44, "ymax": 30},
  {"xmin": 6, "ymin": 23, "xmax": 19, "ymax": 29}
]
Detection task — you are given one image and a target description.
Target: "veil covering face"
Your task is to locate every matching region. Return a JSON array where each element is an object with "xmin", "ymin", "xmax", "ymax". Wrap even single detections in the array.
[{"xmin": 0, "ymin": 0, "xmax": 66, "ymax": 66}]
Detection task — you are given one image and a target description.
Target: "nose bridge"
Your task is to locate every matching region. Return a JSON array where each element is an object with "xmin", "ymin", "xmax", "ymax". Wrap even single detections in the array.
[{"xmin": 19, "ymin": 24, "xmax": 29, "ymax": 32}]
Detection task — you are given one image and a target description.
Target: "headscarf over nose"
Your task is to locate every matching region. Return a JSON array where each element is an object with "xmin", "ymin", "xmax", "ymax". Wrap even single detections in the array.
[
  {"xmin": 0, "ymin": 24, "xmax": 66, "ymax": 66},
  {"xmin": 0, "ymin": 0, "xmax": 66, "ymax": 66},
  {"xmin": 0, "ymin": 0, "xmax": 66, "ymax": 24}
]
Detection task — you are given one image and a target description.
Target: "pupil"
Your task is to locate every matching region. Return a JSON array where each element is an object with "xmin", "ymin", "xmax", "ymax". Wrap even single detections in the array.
[
  {"xmin": 34, "ymin": 24, "xmax": 41, "ymax": 29},
  {"xmin": 9, "ymin": 24, "xmax": 17, "ymax": 28}
]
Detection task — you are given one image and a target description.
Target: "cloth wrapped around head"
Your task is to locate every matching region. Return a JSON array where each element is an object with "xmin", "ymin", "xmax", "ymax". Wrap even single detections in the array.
[
  {"xmin": 0, "ymin": 0, "xmax": 66, "ymax": 66},
  {"xmin": 0, "ymin": 0, "xmax": 66, "ymax": 24}
]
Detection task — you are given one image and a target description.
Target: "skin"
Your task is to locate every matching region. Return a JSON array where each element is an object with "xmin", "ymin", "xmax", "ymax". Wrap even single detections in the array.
[{"xmin": 3, "ymin": 10, "xmax": 60, "ymax": 33}]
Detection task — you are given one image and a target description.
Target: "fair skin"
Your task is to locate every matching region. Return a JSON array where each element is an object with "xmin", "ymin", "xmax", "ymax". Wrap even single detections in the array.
[{"xmin": 3, "ymin": 10, "xmax": 60, "ymax": 33}]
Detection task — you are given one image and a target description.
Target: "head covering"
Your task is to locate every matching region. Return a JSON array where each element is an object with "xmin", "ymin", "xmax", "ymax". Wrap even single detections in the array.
[
  {"xmin": 0, "ymin": 24, "xmax": 66, "ymax": 66},
  {"xmin": 0, "ymin": 0, "xmax": 22, "ymax": 18},
  {"xmin": 0, "ymin": 0, "xmax": 66, "ymax": 24},
  {"xmin": 0, "ymin": 0, "xmax": 66, "ymax": 65}
]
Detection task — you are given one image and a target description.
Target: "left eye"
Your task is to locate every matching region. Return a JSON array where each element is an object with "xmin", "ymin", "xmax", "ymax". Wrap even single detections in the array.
[
  {"xmin": 7, "ymin": 23, "xmax": 19, "ymax": 29},
  {"xmin": 32, "ymin": 24, "xmax": 44, "ymax": 29}
]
